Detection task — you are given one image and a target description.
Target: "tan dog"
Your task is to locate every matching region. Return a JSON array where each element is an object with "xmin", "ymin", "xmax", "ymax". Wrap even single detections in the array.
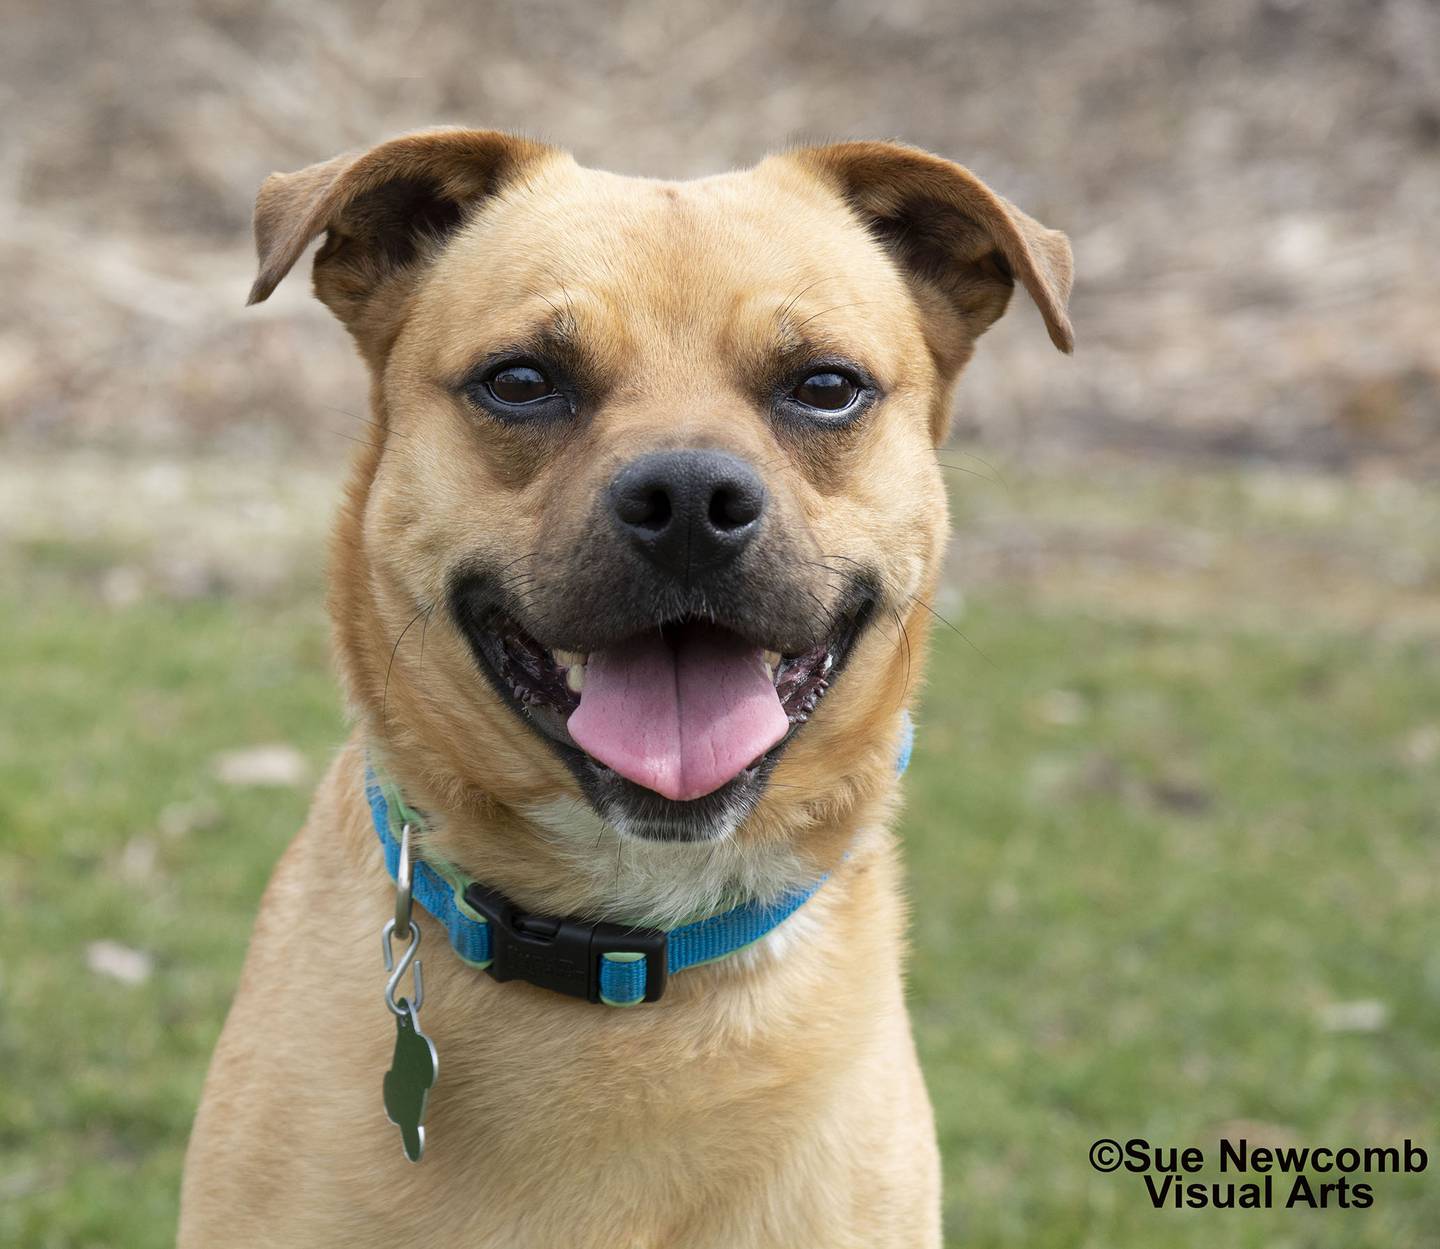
[{"xmin": 178, "ymin": 129, "xmax": 1071, "ymax": 1248}]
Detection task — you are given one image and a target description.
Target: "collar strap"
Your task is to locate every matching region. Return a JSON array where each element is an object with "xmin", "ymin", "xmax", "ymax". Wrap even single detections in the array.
[{"xmin": 365, "ymin": 710, "xmax": 913, "ymax": 1008}]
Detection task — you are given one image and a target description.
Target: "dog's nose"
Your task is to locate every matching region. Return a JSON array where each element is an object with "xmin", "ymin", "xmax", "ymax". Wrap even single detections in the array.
[{"xmin": 609, "ymin": 449, "xmax": 765, "ymax": 578}]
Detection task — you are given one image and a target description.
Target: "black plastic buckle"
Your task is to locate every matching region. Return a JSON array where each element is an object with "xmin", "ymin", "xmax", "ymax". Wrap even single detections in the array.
[{"xmin": 462, "ymin": 881, "xmax": 668, "ymax": 1004}]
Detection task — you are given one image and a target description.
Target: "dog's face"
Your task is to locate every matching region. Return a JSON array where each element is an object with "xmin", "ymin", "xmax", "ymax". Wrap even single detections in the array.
[{"xmin": 252, "ymin": 130, "xmax": 1071, "ymax": 845}]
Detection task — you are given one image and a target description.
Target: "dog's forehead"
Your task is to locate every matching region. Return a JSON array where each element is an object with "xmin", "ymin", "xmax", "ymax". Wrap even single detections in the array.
[{"xmin": 413, "ymin": 159, "xmax": 919, "ymax": 376}]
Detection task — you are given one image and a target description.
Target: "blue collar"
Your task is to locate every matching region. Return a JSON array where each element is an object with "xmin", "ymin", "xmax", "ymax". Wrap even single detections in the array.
[{"xmin": 366, "ymin": 711, "xmax": 913, "ymax": 1007}]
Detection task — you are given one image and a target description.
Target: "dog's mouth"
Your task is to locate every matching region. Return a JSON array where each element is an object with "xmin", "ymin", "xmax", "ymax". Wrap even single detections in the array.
[{"xmin": 456, "ymin": 592, "xmax": 872, "ymax": 840}]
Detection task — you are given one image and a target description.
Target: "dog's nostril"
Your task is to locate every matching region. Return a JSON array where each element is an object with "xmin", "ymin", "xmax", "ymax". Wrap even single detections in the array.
[
  {"xmin": 636, "ymin": 492, "xmax": 668, "ymax": 533},
  {"xmin": 617, "ymin": 488, "xmax": 671, "ymax": 532},
  {"xmin": 709, "ymin": 485, "xmax": 760, "ymax": 532}
]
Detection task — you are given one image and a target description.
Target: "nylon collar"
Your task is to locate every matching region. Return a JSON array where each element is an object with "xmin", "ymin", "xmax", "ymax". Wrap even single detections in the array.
[{"xmin": 366, "ymin": 711, "xmax": 913, "ymax": 1007}]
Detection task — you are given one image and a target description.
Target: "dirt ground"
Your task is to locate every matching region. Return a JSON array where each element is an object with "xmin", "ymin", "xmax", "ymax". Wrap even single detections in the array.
[{"xmin": 4, "ymin": 0, "xmax": 1438, "ymax": 473}]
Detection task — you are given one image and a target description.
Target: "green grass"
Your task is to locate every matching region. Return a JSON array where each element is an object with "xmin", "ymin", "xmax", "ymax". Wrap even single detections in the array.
[
  {"xmin": 908, "ymin": 611, "xmax": 1440, "ymax": 1246},
  {"xmin": 2, "ymin": 562, "xmax": 1437, "ymax": 1246}
]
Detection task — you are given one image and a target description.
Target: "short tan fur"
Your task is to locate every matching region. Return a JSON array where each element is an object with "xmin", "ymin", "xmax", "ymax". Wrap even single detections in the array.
[{"xmin": 179, "ymin": 129, "xmax": 1071, "ymax": 1249}]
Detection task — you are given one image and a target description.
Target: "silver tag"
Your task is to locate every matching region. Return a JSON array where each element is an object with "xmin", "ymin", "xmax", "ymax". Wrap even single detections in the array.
[{"xmin": 383, "ymin": 999, "xmax": 438, "ymax": 1162}]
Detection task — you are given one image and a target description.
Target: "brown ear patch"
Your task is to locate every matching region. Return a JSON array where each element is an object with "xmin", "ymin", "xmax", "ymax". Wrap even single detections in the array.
[
  {"xmin": 333, "ymin": 175, "xmax": 467, "ymax": 270},
  {"xmin": 246, "ymin": 128, "xmax": 558, "ymax": 311},
  {"xmin": 789, "ymin": 141, "xmax": 1074, "ymax": 355}
]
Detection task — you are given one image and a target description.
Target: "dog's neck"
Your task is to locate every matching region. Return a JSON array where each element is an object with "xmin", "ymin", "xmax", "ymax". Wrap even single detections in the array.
[
  {"xmin": 365, "ymin": 730, "xmax": 902, "ymax": 933},
  {"xmin": 513, "ymin": 794, "xmax": 853, "ymax": 931}
]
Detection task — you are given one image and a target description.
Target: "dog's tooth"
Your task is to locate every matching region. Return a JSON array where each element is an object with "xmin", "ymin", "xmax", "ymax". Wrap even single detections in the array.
[
  {"xmin": 566, "ymin": 663, "xmax": 586, "ymax": 693},
  {"xmin": 554, "ymin": 649, "xmax": 585, "ymax": 667},
  {"xmin": 761, "ymin": 649, "xmax": 781, "ymax": 669}
]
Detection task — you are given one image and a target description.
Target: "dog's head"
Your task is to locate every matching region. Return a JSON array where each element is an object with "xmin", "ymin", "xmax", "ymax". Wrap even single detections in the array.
[{"xmin": 251, "ymin": 129, "xmax": 1070, "ymax": 850}]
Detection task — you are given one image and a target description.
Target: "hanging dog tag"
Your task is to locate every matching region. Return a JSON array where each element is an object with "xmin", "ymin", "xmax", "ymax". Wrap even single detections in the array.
[{"xmin": 383, "ymin": 999, "xmax": 438, "ymax": 1162}]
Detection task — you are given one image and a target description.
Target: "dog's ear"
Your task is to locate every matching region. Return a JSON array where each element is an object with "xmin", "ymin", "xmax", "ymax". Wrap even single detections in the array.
[
  {"xmin": 247, "ymin": 128, "xmax": 558, "ymax": 344},
  {"xmin": 787, "ymin": 141, "xmax": 1074, "ymax": 366}
]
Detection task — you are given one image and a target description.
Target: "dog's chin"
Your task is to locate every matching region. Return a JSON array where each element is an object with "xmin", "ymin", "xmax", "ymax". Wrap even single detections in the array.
[
  {"xmin": 560, "ymin": 759, "xmax": 774, "ymax": 844},
  {"xmin": 450, "ymin": 581, "xmax": 874, "ymax": 843}
]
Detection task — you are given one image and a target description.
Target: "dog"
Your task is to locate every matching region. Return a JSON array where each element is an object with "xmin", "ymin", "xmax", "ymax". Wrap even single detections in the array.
[{"xmin": 177, "ymin": 128, "xmax": 1071, "ymax": 1248}]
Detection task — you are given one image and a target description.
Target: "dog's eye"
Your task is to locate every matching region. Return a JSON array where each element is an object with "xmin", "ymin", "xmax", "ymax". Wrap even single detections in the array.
[
  {"xmin": 775, "ymin": 362, "xmax": 876, "ymax": 430},
  {"xmin": 791, "ymin": 371, "xmax": 860, "ymax": 413},
  {"xmin": 460, "ymin": 357, "xmax": 573, "ymax": 425},
  {"xmin": 485, "ymin": 362, "xmax": 555, "ymax": 406}
]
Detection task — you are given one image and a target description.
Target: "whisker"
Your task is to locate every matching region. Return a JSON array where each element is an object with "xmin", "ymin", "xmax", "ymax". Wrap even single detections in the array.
[
  {"xmin": 417, "ymin": 603, "xmax": 435, "ymax": 669},
  {"xmin": 382, "ymin": 605, "xmax": 433, "ymax": 738},
  {"xmin": 906, "ymin": 594, "xmax": 995, "ymax": 668},
  {"xmin": 774, "ymin": 275, "xmax": 839, "ymax": 328},
  {"xmin": 324, "ymin": 427, "xmax": 388, "ymax": 452},
  {"xmin": 323, "ymin": 404, "xmax": 409, "ymax": 439},
  {"xmin": 889, "ymin": 605, "xmax": 914, "ymax": 706},
  {"xmin": 817, "ymin": 551, "xmax": 995, "ymax": 668},
  {"xmin": 936, "ymin": 448, "xmax": 1010, "ymax": 490},
  {"xmin": 937, "ymin": 461, "xmax": 1007, "ymax": 489},
  {"xmin": 613, "ymin": 830, "xmax": 625, "ymax": 911},
  {"xmin": 790, "ymin": 300, "xmax": 876, "ymax": 334}
]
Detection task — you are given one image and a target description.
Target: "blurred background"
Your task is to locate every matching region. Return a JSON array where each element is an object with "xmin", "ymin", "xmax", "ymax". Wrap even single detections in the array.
[{"xmin": 2, "ymin": 1, "xmax": 1437, "ymax": 1245}]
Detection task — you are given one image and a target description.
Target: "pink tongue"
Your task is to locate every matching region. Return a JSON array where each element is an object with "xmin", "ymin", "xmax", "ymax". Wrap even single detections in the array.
[{"xmin": 567, "ymin": 624, "xmax": 788, "ymax": 801}]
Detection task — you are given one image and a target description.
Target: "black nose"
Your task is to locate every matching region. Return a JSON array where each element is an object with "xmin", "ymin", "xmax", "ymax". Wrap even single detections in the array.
[{"xmin": 608, "ymin": 449, "xmax": 765, "ymax": 579}]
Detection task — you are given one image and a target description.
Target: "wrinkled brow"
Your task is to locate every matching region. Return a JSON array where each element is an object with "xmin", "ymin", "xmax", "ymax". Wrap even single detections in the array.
[
  {"xmin": 517, "ymin": 308, "xmax": 610, "ymax": 398},
  {"xmin": 761, "ymin": 298, "xmax": 876, "ymax": 380},
  {"xmin": 523, "ymin": 314, "xmax": 582, "ymax": 360},
  {"xmin": 453, "ymin": 305, "xmax": 590, "ymax": 384}
]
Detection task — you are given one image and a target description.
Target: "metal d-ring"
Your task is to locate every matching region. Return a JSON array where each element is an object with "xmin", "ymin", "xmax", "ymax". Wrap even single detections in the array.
[
  {"xmin": 393, "ymin": 821, "xmax": 415, "ymax": 939},
  {"xmin": 382, "ymin": 915, "xmax": 424, "ymax": 1017}
]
